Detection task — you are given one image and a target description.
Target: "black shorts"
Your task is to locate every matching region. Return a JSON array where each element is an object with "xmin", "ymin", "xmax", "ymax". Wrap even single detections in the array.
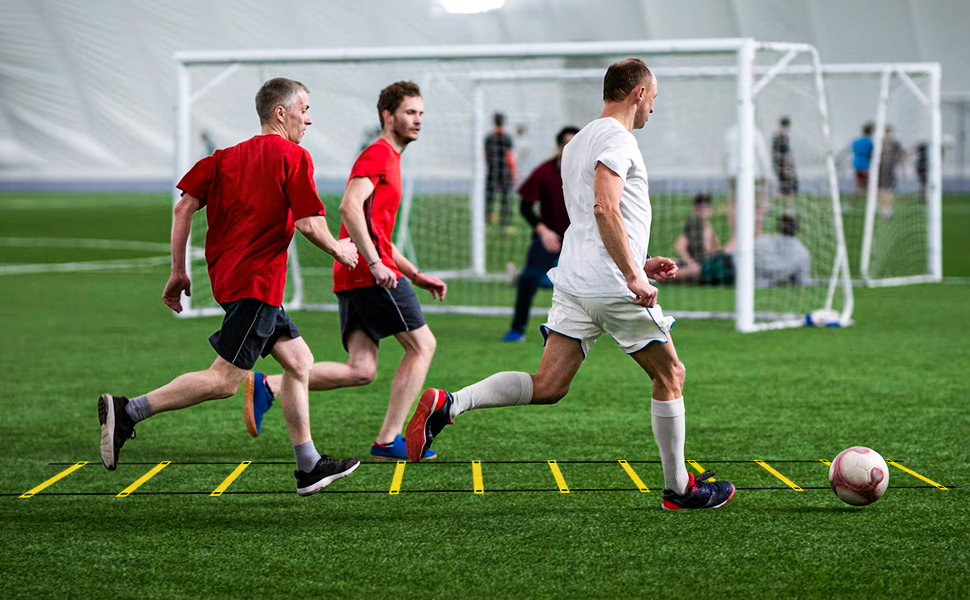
[
  {"xmin": 209, "ymin": 298, "xmax": 301, "ymax": 370},
  {"xmin": 336, "ymin": 278, "xmax": 426, "ymax": 350}
]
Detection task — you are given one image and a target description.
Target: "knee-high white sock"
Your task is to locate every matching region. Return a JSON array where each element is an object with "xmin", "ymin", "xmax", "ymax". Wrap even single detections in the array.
[
  {"xmin": 449, "ymin": 371, "xmax": 533, "ymax": 419},
  {"xmin": 651, "ymin": 397, "xmax": 690, "ymax": 494}
]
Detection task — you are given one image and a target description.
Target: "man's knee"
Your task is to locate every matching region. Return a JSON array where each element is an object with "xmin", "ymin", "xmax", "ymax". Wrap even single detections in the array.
[
  {"xmin": 282, "ymin": 347, "xmax": 314, "ymax": 381},
  {"xmin": 211, "ymin": 365, "xmax": 248, "ymax": 399},
  {"xmin": 403, "ymin": 329, "xmax": 436, "ymax": 360},
  {"xmin": 348, "ymin": 362, "xmax": 377, "ymax": 387}
]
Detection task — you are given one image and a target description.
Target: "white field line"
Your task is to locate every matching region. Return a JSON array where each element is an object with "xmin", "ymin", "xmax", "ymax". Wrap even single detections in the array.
[
  {"xmin": 0, "ymin": 237, "xmax": 208, "ymax": 275},
  {"xmin": 0, "ymin": 237, "xmax": 172, "ymax": 253},
  {"xmin": 0, "ymin": 256, "xmax": 171, "ymax": 275}
]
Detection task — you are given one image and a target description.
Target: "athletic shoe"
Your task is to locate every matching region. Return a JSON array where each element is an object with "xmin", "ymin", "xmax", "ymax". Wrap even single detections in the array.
[
  {"xmin": 98, "ymin": 394, "xmax": 137, "ymax": 471},
  {"xmin": 661, "ymin": 470, "xmax": 736, "ymax": 510},
  {"xmin": 371, "ymin": 433, "xmax": 438, "ymax": 461},
  {"xmin": 244, "ymin": 372, "xmax": 275, "ymax": 437},
  {"xmin": 405, "ymin": 388, "xmax": 454, "ymax": 463},
  {"xmin": 295, "ymin": 455, "xmax": 361, "ymax": 497},
  {"xmin": 502, "ymin": 331, "xmax": 526, "ymax": 343}
]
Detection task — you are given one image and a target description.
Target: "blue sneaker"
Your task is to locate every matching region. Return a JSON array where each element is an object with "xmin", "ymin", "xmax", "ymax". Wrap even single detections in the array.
[
  {"xmin": 371, "ymin": 433, "xmax": 437, "ymax": 461},
  {"xmin": 503, "ymin": 330, "xmax": 525, "ymax": 343},
  {"xmin": 244, "ymin": 372, "xmax": 275, "ymax": 437}
]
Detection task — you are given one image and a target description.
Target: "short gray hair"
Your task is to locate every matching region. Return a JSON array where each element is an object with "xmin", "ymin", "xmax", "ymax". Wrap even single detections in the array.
[{"xmin": 255, "ymin": 78, "xmax": 309, "ymax": 124}]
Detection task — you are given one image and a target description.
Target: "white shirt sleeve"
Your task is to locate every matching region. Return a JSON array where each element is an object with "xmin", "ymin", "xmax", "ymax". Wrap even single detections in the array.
[{"xmin": 595, "ymin": 136, "xmax": 637, "ymax": 185}]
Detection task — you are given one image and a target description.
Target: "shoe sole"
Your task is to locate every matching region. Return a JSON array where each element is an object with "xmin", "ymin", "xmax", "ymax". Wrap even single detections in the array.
[
  {"xmin": 369, "ymin": 452, "xmax": 438, "ymax": 462},
  {"xmin": 405, "ymin": 389, "xmax": 439, "ymax": 463},
  {"xmin": 662, "ymin": 484, "xmax": 736, "ymax": 510},
  {"xmin": 98, "ymin": 394, "xmax": 117, "ymax": 471},
  {"xmin": 243, "ymin": 372, "xmax": 258, "ymax": 438},
  {"xmin": 297, "ymin": 460, "xmax": 361, "ymax": 497}
]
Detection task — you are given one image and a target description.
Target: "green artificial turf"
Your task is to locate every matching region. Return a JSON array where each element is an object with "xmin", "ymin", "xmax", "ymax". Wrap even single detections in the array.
[{"xmin": 0, "ymin": 193, "xmax": 968, "ymax": 599}]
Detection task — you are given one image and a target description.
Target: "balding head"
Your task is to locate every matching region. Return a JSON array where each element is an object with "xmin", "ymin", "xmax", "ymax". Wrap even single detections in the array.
[{"xmin": 603, "ymin": 58, "xmax": 654, "ymax": 103}]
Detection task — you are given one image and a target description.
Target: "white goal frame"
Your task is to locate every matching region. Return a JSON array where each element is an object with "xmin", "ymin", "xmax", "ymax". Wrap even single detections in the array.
[
  {"xmin": 173, "ymin": 38, "xmax": 852, "ymax": 332},
  {"xmin": 854, "ymin": 62, "xmax": 943, "ymax": 287}
]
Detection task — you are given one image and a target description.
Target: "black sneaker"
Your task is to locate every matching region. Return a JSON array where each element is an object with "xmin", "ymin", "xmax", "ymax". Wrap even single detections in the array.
[
  {"xmin": 405, "ymin": 388, "xmax": 454, "ymax": 462},
  {"xmin": 662, "ymin": 470, "xmax": 736, "ymax": 510},
  {"xmin": 295, "ymin": 455, "xmax": 360, "ymax": 497},
  {"xmin": 98, "ymin": 394, "xmax": 137, "ymax": 471}
]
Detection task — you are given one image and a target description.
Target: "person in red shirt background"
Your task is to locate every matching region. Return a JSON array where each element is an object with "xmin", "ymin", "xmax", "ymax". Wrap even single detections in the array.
[
  {"xmin": 254, "ymin": 81, "xmax": 447, "ymax": 461},
  {"xmin": 503, "ymin": 126, "xmax": 579, "ymax": 343},
  {"xmin": 98, "ymin": 77, "xmax": 361, "ymax": 497}
]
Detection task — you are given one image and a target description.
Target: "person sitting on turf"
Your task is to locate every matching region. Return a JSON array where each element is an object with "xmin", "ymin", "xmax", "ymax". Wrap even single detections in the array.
[
  {"xmin": 97, "ymin": 78, "xmax": 361, "ymax": 497},
  {"xmin": 754, "ymin": 214, "xmax": 810, "ymax": 287}
]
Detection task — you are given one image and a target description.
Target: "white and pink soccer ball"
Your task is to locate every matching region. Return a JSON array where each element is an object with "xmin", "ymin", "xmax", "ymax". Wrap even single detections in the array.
[{"xmin": 829, "ymin": 447, "xmax": 889, "ymax": 506}]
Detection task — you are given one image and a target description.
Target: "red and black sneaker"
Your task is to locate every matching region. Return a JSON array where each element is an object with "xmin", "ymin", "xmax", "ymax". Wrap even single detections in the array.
[
  {"xmin": 661, "ymin": 471, "xmax": 736, "ymax": 510},
  {"xmin": 405, "ymin": 389, "xmax": 454, "ymax": 462}
]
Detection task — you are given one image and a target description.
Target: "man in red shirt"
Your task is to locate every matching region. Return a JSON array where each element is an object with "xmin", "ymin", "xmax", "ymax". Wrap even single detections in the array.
[
  {"xmin": 503, "ymin": 126, "xmax": 579, "ymax": 342},
  {"xmin": 98, "ymin": 78, "xmax": 361, "ymax": 497},
  {"xmin": 252, "ymin": 81, "xmax": 447, "ymax": 461}
]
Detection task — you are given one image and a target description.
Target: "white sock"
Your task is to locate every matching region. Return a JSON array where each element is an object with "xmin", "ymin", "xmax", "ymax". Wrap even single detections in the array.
[
  {"xmin": 449, "ymin": 371, "xmax": 533, "ymax": 419},
  {"xmin": 651, "ymin": 397, "xmax": 690, "ymax": 494}
]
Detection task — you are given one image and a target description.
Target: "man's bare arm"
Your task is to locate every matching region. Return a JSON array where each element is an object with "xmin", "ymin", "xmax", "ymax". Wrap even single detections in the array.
[
  {"xmin": 294, "ymin": 215, "xmax": 357, "ymax": 268},
  {"xmin": 392, "ymin": 243, "xmax": 446, "ymax": 301},
  {"xmin": 162, "ymin": 194, "xmax": 201, "ymax": 313},
  {"xmin": 340, "ymin": 177, "xmax": 396, "ymax": 288},
  {"xmin": 593, "ymin": 163, "xmax": 658, "ymax": 307}
]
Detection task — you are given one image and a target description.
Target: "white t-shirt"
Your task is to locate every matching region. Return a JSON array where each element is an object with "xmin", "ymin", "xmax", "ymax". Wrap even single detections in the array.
[{"xmin": 548, "ymin": 117, "xmax": 650, "ymax": 298}]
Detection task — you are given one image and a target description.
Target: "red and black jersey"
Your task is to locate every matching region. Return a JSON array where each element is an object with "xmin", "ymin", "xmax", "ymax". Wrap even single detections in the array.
[{"xmin": 333, "ymin": 138, "xmax": 404, "ymax": 292}]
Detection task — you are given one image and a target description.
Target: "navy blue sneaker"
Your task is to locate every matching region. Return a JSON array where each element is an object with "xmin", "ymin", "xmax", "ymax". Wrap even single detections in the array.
[
  {"xmin": 662, "ymin": 471, "xmax": 736, "ymax": 510},
  {"xmin": 503, "ymin": 330, "xmax": 526, "ymax": 343},
  {"xmin": 244, "ymin": 372, "xmax": 275, "ymax": 437},
  {"xmin": 405, "ymin": 389, "xmax": 454, "ymax": 462},
  {"xmin": 371, "ymin": 433, "xmax": 437, "ymax": 461},
  {"xmin": 295, "ymin": 455, "xmax": 360, "ymax": 497}
]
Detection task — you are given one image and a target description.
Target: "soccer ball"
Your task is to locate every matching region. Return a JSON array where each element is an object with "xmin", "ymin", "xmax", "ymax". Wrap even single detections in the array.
[{"xmin": 829, "ymin": 447, "xmax": 889, "ymax": 506}]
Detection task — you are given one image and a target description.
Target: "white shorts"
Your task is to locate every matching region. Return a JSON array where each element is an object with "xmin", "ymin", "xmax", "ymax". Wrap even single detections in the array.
[{"xmin": 541, "ymin": 288, "xmax": 676, "ymax": 356}]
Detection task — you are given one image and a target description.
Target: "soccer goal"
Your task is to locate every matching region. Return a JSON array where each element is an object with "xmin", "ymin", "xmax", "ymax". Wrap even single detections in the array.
[
  {"xmin": 836, "ymin": 63, "xmax": 943, "ymax": 287},
  {"xmin": 173, "ymin": 39, "xmax": 853, "ymax": 332}
]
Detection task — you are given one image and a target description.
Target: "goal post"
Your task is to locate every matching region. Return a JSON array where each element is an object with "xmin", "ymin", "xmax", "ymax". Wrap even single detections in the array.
[
  {"xmin": 852, "ymin": 63, "xmax": 943, "ymax": 287},
  {"xmin": 172, "ymin": 38, "xmax": 853, "ymax": 332}
]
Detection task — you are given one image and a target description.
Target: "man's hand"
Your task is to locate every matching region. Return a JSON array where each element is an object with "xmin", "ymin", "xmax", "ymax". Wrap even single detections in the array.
[
  {"xmin": 370, "ymin": 261, "xmax": 398, "ymax": 289},
  {"xmin": 644, "ymin": 256, "xmax": 678, "ymax": 283},
  {"xmin": 412, "ymin": 272, "xmax": 447, "ymax": 301},
  {"xmin": 333, "ymin": 238, "xmax": 359, "ymax": 269},
  {"xmin": 627, "ymin": 277, "xmax": 659, "ymax": 308},
  {"xmin": 162, "ymin": 272, "xmax": 192, "ymax": 313},
  {"xmin": 536, "ymin": 223, "xmax": 562, "ymax": 253}
]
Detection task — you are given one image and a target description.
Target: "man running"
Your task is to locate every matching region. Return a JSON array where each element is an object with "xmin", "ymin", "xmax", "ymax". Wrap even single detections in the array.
[{"xmin": 406, "ymin": 60, "xmax": 736, "ymax": 510}]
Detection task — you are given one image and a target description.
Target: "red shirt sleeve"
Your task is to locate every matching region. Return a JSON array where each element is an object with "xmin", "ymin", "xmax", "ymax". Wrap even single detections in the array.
[
  {"xmin": 176, "ymin": 155, "xmax": 216, "ymax": 207},
  {"xmin": 284, "ymin": 147, "xmax": 325, "ymax": 221},
  {"xmin": 349, "ymin": 143, "xmax": 391, "ymax": 187}
]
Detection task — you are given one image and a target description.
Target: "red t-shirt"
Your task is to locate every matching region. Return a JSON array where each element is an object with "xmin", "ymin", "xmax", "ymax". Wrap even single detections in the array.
[
  {"xmin": 518, "ymin": 157, "xmax": 570, "ymax": 237},
  {"xmin": 176, "ymin": 134, "xmax": 325, "ymax": 306},
  {"xmin": 333, "ymin": 138, "xmax": 404, "ymax": 292}
]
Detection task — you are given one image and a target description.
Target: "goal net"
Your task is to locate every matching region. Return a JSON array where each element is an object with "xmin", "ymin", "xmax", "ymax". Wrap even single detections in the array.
[
  {"xmin": 174, "ymin": 40, "xmax": 853, "ymax": 332},
  {"xmin": 826, "ymin": 64, "xmax": 942, "ymax": 287}
]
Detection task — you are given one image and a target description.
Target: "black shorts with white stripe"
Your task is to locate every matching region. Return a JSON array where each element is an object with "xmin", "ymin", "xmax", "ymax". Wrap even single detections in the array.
[
  {"xmin": 209, "ymin": 299, "xmax": 301, "ymax": 370},
  {"xmin": 336, "ymin": 278, "xmax": 426, "ymax": 350}
]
